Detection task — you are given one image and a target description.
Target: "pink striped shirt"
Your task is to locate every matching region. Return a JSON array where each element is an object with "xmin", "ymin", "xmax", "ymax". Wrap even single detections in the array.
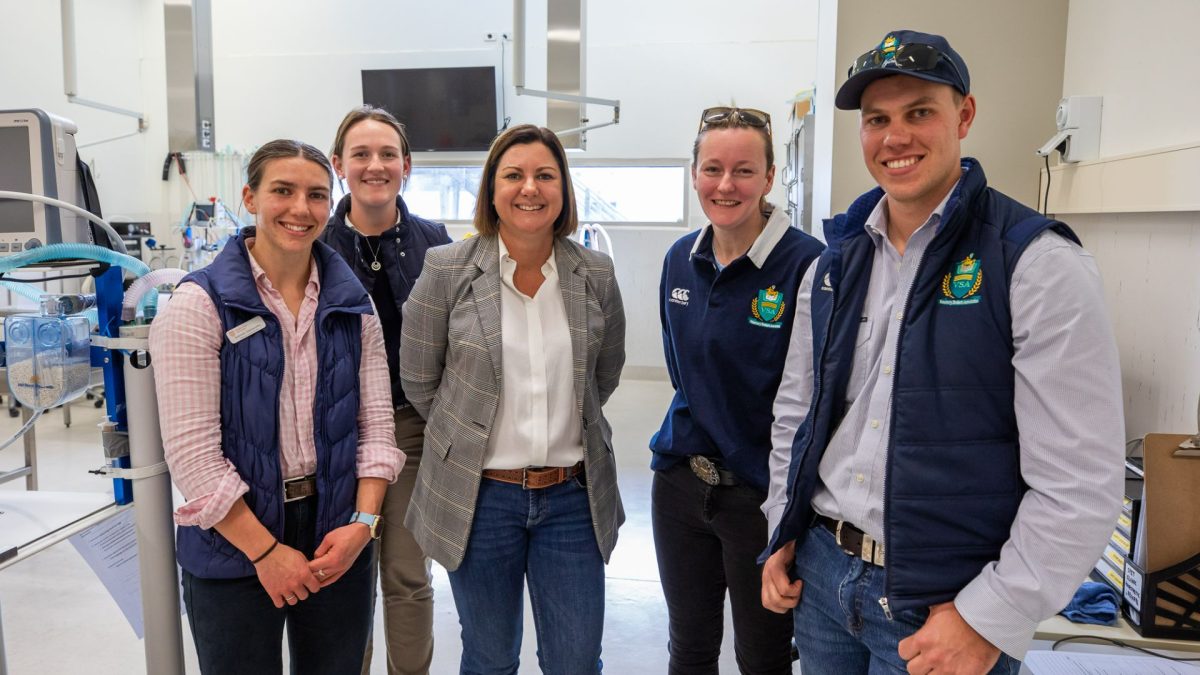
[{"xmin": 149, "ymin": 239, "xmax": 403, "ymax": 529}]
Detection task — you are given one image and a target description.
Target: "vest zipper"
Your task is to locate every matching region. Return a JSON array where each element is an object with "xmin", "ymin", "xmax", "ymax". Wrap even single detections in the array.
[
  {"xmin": 777, "ymin": 262, "xmax": 837, "ymax": 545},
  {"xmin": 881, "ymin": 233, "xmax": 935, "ymax": 618},
  {"xmin": 273, "ymin": 315, "xmax": 287, "ymax": 536}
]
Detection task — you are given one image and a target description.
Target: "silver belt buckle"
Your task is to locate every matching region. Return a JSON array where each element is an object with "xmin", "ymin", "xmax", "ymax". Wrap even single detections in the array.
[
  {"xmin": 688, "ymin": 456, "xmax": 721, "ymax": 486},
  {"xmin": 283, "ymin": 475, "xmax": 316, "ymax": 502}
]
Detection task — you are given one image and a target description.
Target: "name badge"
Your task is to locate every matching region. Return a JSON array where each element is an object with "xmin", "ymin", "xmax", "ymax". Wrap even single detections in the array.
[{"xmin": 226, "ymin": 316, "xmax": 266, "ymax": 344}]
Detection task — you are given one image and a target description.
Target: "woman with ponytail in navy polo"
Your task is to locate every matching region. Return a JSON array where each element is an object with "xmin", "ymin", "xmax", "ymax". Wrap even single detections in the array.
[{"xmin": 650, "ymin": 107, "xmax": 824, "ymax": 674}]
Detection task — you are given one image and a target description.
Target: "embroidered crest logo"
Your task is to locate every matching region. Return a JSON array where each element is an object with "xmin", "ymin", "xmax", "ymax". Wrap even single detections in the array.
[
  {"xmin": 939, "ymin": 253, "xmax": 983, "ymax": 306},
  {"xmin": 749, "ymin": 285, "xmax": 786, "ymax": 329},
  {"xmin": 879, "ymin": 34, "xmax": 899, "ymax": 64}
]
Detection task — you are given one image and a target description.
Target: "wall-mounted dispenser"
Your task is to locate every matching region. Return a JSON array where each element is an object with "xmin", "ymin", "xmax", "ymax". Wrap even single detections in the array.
[{"xmin": 1036, "ymin": 95, "xmax": 1102, "ymax": 162}]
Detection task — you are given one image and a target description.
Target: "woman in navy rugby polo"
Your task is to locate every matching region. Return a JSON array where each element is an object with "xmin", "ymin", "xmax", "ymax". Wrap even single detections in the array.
[{"xmin": 650, "ymin": 106, "xmax": 823, "ymax": 675}]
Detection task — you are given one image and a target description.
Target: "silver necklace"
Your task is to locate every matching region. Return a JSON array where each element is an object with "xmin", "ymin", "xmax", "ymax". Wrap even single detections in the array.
[{"xmin": 364, "ymin": 236, "xmax": 383, "ymax": 272}]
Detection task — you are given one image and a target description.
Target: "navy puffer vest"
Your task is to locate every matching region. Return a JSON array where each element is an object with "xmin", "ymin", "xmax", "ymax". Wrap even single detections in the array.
[
  {"xmin": 766, "ymin": 160, "xmax": 1080, "ymax": 610},
  {"xmin": 175, "ymin": 229, "xmax": 373, "ymax": 579}
]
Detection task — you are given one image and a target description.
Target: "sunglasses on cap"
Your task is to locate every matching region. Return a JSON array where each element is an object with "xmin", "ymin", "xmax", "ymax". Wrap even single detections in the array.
[
  {"xmin": 848, "ymin": 42, "xmax": 965, "ymax": 86},
  {"xmin": 698, "ymin": 107, "xmax": 772, "ymax": 135}
]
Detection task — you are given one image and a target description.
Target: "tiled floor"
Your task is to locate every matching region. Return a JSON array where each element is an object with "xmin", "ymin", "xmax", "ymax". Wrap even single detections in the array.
[{"xmin": 0, "ymin": 379, "xmax": 777, "ymax": 674}]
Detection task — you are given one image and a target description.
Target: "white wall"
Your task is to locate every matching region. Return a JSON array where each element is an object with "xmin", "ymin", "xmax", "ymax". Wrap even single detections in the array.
[
  {"xmin": 1, "ymin": 1, "xmax": 821, "ymax": 374},
  {"xmin": 1059, "ymin": 0, "xmax": 1200, "ymax": 438},
  {"xmin": 210, "ymin": 0, "xmax": 819, "ymax": 230},
  {"xmin": 212, "ymin": 0, "xmax": 819, "ymax": 373},
  {"xmin": 0, "ymin": 0, "xmax": 169, "ymax": 228},
  {"xmin": 1063, "ymin": 2, "xmax": 1200, "ymax": 158}
]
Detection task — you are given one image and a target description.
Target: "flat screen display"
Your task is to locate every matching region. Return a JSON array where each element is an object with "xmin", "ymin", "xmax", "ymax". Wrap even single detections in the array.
[
  {"xmin": 0, "ymin": 127, "xmax": 34, "ymax": 233},
  {"xmin": 361, "ymin": 67, "xmax": 499, "ymax": 152}
]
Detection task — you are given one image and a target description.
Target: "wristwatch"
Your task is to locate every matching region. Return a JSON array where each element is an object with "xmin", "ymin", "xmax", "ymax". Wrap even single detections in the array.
[{"xmin": 349, "ymin": 511, "xmax": 383, "ymax": 540}]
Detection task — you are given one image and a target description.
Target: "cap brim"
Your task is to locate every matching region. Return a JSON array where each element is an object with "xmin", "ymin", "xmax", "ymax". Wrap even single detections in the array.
[{"xmin": 835, "ymin": 68, "xmax": 960, "ymax": 110}]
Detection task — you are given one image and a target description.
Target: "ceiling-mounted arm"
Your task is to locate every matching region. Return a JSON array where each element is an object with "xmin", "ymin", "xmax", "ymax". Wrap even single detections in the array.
[
  {"xmin": 512, "ymin": 0, "xmax": 618, "ymax": 139},
  {"xmin": 61, "ymin": 0, "xmax": 147, "ymax": 130}
]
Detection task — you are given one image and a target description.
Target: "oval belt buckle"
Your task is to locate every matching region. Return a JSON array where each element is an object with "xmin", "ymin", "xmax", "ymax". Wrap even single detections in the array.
[{"xmin": 689, "ymin": 455, "xmax": 721, "ymax": 486}]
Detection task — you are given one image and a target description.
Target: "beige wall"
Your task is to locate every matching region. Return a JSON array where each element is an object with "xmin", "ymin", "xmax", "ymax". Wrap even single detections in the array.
[
  {"xmin": 1056, "ymin": 0, "xmax": 1200, "ymax": 438},
  {"xmin": 824, "ymin": 0, "xmax": 1069, "ymax": 216}
]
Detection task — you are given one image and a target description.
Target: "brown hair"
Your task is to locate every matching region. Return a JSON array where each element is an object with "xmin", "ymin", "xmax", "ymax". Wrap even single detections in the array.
[
  {"xmin": 246, "ymin": 139, "xmax": 333, "ymax": 192},
  {"xmin": 691, "ymin": 109, "xmax": 775, "ymax": 169},
  {"xmin": 473, "ymin": 125, "xmax": 578, "ymax": 238},
  {"xmin": 330, "ymin": 105, "xmax": 411, "ymax": 161}
]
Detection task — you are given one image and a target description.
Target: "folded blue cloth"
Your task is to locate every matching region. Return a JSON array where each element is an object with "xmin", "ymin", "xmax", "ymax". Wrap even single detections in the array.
[{"xmin": 1060, "ymin": 580, "xmax": 1120, "ymax": 626}]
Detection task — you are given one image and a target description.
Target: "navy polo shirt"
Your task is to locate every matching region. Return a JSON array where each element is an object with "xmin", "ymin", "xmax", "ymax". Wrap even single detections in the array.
[{"xmin": 650, "ymin": 207, "xmax": 823, "ymax": 492}]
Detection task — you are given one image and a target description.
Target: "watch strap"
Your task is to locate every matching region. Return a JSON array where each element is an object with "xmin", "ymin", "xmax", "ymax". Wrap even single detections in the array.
[{"xmin": 349, "ymin": 511, "xmax": 382, "ymax": 539}]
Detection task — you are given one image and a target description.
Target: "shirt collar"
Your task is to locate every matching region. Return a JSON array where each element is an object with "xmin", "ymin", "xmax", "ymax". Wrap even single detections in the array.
[
  {"xmin": 244, "ymin": 236, "xmax": 321, "ymax": 296},
  {"xmin": 689, "ymin": 203, "xmax": 790, "ymax": 269},
  {"xmin": 344, "ymin": 210, "xmax": 403, "ymax": 237},
  {"xmin": 498, "ymin": 235, "xmax": 558, "ymax": 279},
  {"xmin": 863, "ymin": 179, "xmax": 959, "ymax": 247}
]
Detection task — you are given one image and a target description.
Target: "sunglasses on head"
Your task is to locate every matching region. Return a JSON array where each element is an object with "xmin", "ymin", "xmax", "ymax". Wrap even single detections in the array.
[
  {"xmin": 698, "ymin": 107, "xmax": 772, "ymax": 135},
  {"xmin": 848, "ymin": 42, "xmax": 965, "ymax": 86}
]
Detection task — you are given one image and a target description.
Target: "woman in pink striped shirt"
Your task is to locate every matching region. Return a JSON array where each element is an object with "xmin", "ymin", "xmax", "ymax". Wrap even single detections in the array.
[{"xmin": 150, "ymin": 139, "xmax": 404, "ymax": 674}]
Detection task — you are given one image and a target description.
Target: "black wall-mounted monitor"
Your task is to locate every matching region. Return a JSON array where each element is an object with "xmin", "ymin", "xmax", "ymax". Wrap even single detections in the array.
[{"xmin": 361, "ymin": 66, "xmax": 501, "ymax": 152}]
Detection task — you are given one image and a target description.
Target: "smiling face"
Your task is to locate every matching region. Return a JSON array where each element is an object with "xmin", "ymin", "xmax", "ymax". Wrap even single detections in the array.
[
  {"xmin": 332, "ymin": 119, "xmax": 410, "ymax": 210},
  {"xmin": 491, "ymin": 141, "xmax": 564, "ymax": 244},
  {"xmin": 859, "ymin": 76, "xmax": 975, "ymax": 216},
  {"xmin": 242, "ymin": 155, "xmax": 331, "ymax": 258},
  {"xmin": 692, "ymin": 127, "xmax": 776, "ymax": 235}
]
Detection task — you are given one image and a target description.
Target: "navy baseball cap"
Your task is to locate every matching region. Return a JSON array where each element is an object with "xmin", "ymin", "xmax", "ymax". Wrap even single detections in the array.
[{"xmin": 835, "ymin": 30, "xmax": 970, "ymax": 110}]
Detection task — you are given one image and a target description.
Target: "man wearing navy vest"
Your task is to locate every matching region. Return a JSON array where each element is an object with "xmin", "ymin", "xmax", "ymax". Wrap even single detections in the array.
[{"xmin": 759, "ymin": 30, "xmax": 1125, "ymax": 674}]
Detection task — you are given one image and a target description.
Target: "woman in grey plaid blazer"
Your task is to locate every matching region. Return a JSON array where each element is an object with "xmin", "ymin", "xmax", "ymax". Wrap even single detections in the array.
[{"xmin": 399, "ymin": 125, "xmax": 625, "ymax": 674}]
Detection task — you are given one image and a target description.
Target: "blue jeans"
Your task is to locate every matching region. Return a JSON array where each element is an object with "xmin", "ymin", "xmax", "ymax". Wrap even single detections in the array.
[
  {"xmin": 447, "ymin": 474, "xmax": 605, "ymax": 675},
  {"xmin": 182, "ymin": 496, "xmax": 375, "ymax": 675},
  {"xmin": 792, "ymin": 524, "xmax": 1020, "ymax": 675}
]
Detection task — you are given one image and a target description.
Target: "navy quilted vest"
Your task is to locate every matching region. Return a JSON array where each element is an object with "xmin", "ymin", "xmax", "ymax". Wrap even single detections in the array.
[
  {"xmin": 175, "ymin": 229, "xmax": 372, "ymax": 579},
  {"xmin": 766, "ymin": 160, "xmax": 1080, "ymax": 610}
]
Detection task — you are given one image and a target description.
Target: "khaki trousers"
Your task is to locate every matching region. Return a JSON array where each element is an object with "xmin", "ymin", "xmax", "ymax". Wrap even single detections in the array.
[{"xmin": 363, "ymin": 406, "xmax": 434, "ymax": 675}]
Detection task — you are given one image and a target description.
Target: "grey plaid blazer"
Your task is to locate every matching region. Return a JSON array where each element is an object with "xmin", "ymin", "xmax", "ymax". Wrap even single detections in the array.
[{"xmin": 399, "ymin": 234, "xmax": 626, "ymax": 571}]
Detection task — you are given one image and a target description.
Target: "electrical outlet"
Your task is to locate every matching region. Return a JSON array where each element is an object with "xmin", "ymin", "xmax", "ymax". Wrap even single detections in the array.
[{"xmin": 484, "ymin": 32, "xmax": 497, "ymax": 42}]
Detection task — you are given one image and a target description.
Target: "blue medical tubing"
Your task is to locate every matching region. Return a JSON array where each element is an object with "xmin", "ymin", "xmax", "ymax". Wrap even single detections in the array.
[
  {"xmin": 0, "ymin": 243, "xmax": 148, "ymax": 504},
  {"xmin": 0, "ymin": 280, "xmax": 98, "ymax": 324},
  {"xmin": 0, "ymin": 242, "xmax": 164, "ymax": 319}
]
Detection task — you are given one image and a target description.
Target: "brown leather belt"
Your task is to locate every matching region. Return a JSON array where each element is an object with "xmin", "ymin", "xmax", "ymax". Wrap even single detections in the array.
[
  {"xmin": 283, "ymin": 475, "xmax": 317, "ymax": 502},
  {"xmin": 483, "ymin": 461, "xmax": 584, "ymax": 489},
  {"xmin": 816, "ymin": 514, "xmax": 886, "ymax": 567}
]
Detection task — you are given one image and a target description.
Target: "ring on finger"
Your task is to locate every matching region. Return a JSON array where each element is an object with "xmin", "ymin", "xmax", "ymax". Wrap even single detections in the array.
[
  {"xmin": 286, "ymin": 594, "xmax": 297, "ymax": 602},
  {"xmin": 316, "ymin": 569, "xmax": 327, "ymax": 579}
]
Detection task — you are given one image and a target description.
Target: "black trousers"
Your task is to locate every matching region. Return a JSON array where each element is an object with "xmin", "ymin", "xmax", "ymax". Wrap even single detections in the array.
[{"xmin": 651, "ymin": 461, "xmax": 794, "ymax": 675}]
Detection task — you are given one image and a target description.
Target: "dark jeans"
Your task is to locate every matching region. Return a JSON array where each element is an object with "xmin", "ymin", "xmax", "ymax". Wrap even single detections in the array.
[
  {"xmin": 447, "ymin": 474, "xmax": 605, "ymax": 675},
  {"xmin": 792, "ymin": 524, "xmax": 1021, "ymax": 675},
  {"xmin": 182, "ymin": 496, "xmax": 375, "ymax": 675},
  {"xmin": 652, "ymin": 461, "xmax": 794, "ymax": 675}
]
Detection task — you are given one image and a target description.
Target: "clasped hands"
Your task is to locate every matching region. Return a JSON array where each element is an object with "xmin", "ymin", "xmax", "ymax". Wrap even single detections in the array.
[{"xmin": 253, "ymin": 523, "xmax": 373, "ymax": 608}]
